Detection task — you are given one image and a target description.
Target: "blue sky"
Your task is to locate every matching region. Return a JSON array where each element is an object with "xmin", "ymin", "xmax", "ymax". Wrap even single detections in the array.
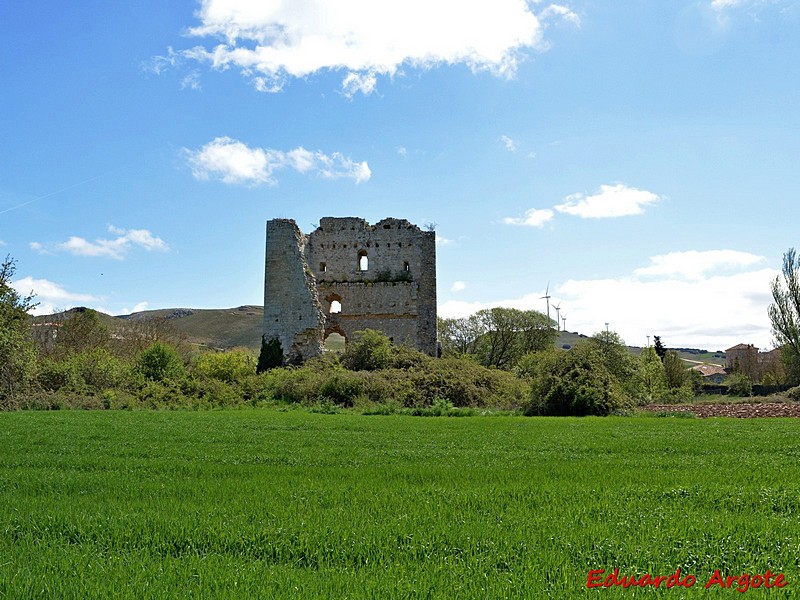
[{"xmin": 2, "ymin": 0, "xmax": 798, "ymax": 351}]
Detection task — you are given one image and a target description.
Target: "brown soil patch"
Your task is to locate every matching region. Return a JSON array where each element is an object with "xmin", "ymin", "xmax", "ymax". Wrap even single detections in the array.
[{"xmin": 643, "ymin": 402, "xmax": 800, "ymax": 418}]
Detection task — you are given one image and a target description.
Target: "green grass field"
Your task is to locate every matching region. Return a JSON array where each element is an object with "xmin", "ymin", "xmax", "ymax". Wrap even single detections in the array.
[{"xmin": 1, "ymin": 411, "xmax": 798, "ymax": 598}]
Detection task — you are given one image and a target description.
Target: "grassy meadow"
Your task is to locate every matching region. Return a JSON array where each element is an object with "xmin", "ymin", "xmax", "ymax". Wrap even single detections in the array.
[{"xmin": 1, "ymin": 410, "xmax": 798, "ymax": 598}]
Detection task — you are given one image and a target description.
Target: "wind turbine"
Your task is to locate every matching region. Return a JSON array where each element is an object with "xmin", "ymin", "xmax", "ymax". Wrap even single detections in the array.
[
  {"xmin": 553, "ymin": 301, "xmax": 562, "ymax": 331},
  {"xmin": 540, "ymin": 283, "xmax": 551, "ymax": 322},
  {"xmin": 561, "ymin": 313, "xmax": 567, "ymax": 332}
]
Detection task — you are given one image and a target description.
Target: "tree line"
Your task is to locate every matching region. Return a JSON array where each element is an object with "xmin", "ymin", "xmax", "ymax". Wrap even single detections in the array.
[{"xmin": 4, "ymin": 249, "xmax": 800, "ymax": 415}]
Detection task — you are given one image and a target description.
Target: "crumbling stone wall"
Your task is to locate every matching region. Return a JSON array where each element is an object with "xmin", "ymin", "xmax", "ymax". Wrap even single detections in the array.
[
  {"xmin": 263, "ymin": 217, "xmax": 437, "ymax": 363},
  {"xmin": 262, "ymin": 219, "xmax": 325, "ymax": 363}
]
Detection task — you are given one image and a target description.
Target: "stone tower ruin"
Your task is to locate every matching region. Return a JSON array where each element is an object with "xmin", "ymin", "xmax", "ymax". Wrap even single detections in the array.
[{"xmin": 263, "ymin": 217, "xmax": 437, "ymax": 363}]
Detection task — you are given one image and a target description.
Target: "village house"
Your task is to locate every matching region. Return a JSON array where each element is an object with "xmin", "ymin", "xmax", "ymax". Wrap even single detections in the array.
[
  {"xmin": 725, "ymin": 343, "xmax": 783, "ymax": 382},
  {"xmin": 690, "ymin": 363, "xmax": 727, "ymax": 384}
]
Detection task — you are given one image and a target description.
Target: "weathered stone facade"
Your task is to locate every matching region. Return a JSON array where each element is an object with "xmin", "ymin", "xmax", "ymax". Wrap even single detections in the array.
[{"xmin": 263, "ymin": 217, "xmax": 437, "ymax": 363}]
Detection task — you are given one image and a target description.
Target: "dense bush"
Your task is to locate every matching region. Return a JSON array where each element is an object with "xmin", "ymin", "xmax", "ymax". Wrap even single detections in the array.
[
  {"xmin": 407, "ymin": 358, "xmax": 526, "ymax": 408},
  {"xmin": 786, "ymin": 386, "xmax": 800, "ymax": 401},
  {"xmin": 194, "ymin": 349, "xmax": 255, "ymax": 383},
  {"xmin": 38, "ymin": 348, "xmax": 131, "ymax": 393},
  {"xmin": 525, "ymin": 347, "xmax": 630, "ymax": 416},
  {"xmin": 253, "ymin": 351, "xmax": 525, "ymax": 410},
  {"xmin": 727, "ymin": 372, "xmax": 753, "ymax": 397},
  {"xmin": 341, "ymin": 329, "xmax": 395, "ymax": 371},
  {"xmin": 138, "ymin": 341, "xmax": 185, "ymax": 382}
]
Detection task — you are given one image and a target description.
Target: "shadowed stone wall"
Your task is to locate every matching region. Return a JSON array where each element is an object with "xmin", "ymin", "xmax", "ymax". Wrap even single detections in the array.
[
  {"xmin": 263, "ymin": 217, "xmax": 437, "ymax": 362},
  {"xmin": 262, "ymin": 219, "xmax": 325, "ymax": 364}
]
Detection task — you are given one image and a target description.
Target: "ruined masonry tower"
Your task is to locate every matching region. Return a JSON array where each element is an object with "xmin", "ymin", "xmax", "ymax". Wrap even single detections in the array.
[{"xmin": 263, "ymin": 217, "xmax": 437, "ymax": 363}]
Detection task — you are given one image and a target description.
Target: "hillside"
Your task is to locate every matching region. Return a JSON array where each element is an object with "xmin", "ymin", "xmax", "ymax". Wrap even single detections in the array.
[
  {"xmin": 35, "ymin": 307, "xmax": 727, "ymax": 364},
  {"xmin": 34, "ymin": 306, "xmax": 264, "ymax": 352},
  {"xmin": 121, "ymin": 306, "xmax": 264, "ymax": 350}
]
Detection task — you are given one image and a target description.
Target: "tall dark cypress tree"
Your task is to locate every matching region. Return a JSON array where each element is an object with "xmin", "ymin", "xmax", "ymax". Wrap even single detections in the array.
[
  {"xmin": 256, "ymin": 336, "xmax": 284, "ymax": 373},
  {"xmin": 653, "ymin": 335, "xmax": 667, "ymax": 362}
]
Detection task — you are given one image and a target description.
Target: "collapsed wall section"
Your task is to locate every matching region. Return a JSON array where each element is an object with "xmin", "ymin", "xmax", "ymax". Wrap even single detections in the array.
[
  {"xmin": 262, "ymin": 219, "xmax": 325, "ymax": 363},
  {"xmin": 306, "ymin": 217, "xmax": 437, "ymax": 356}
]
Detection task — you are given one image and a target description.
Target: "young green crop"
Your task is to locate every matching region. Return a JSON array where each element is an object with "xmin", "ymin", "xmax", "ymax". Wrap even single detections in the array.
[{"xmin": 0, "ymin": 411, "xmax": 798, "ymax": 598}]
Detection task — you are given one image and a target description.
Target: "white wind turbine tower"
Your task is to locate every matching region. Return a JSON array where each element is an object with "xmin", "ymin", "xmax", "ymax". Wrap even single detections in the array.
[
  {"xmin": 540, "ymin": 283, "xmax": 551, "ymax": 322},
  {"xmin": 553, "ymin": 302, "xmax": 562, "ymax": 332},
  {"xmin": 561, "ymin": 313, "xmax": 567, "ymax": 332}
]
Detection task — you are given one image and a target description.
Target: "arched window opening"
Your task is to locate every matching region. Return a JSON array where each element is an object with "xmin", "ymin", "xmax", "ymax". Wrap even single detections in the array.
[
  {"xmin": 320, "ymin": 262, "xmax": 327, "ymax": 272},
  {"xmin": 404, "ymin": 261, "xmax": 410, "ymax": 272},
  {"xmin": 324, "ymin": 332, "xmax": 346, "ymax": 354},
  {"xmin": 330, "ymin": 300, "xmax": 342, "ymax": 314},
  {"xmin": 358, "ymin": 250, "xmax": 368, "ymax": 271}
]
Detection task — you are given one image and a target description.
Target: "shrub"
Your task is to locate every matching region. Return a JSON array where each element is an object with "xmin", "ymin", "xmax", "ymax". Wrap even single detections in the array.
[
  {"xmin": 408, "ymin": 358, "xmax": 527, "ymax": 408},
  {"xmin": 138, "ymin": 342, "xmax": 185, "ymax": 382},
  {"xmin": 194, "ymin": 350, "xmax": 255, "ymax": 383},
  {"xmin": 37, "ymin": 357, "xmax": 82, "ymax": 392},
  {"xmin": 341, "ymin": 329, "xmax": 394, "ymax": 371},
  {"xmin": 318, "ymin": 371, "xmax": 364, "ymax": 406},
  {"xmin": 727, "ymin": 372, "xmax": 753, "ymax": 397},
  {"xmin": 72, "ymin": 348, "xmax": 130, "ymax": 391},
  {"xmin": 525, "ymin": 347, "xmax": 630, "ymax": 416},
  {"xmin": 37, "ymin": 349, "xmax": 132, "ymax": 394},
  {"xmin": 786, "ymin": 386, "xmax": 800, "ymax": 401}
]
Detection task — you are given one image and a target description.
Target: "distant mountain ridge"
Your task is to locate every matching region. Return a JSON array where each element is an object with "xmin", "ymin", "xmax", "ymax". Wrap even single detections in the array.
[{"xmin": 36, "ymin": 306, "xmax": 726, "ymax": 365}]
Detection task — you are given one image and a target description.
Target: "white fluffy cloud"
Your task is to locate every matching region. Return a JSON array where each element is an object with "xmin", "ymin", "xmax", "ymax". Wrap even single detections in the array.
[
  {"xmin": 502, "ymin": 208, "xmax": 554, "ymax": 227},
  {"xmin": 184, "ymin": 137, "xmax": 371, "ymax": 186},
  {"xmin": 554, "ymin": 184, "xmax": 662, "ymax": 218},
  {"xmin": 32, "ymin": 226, "xmax": 169, "ymax": 260},
  {"xmin": 31, "ymin": 227, "xmax": 167, "ymax": 261},
  {"xmin": 633, "ymin": 249, "xmax": 765, "ymax": 280},
  {"xmin": 500, "ymin": 135, "xmax": 518, "ymax": 152},
  {"xmin": 439, "ymin": 249, "xmax": 777, "ymax": 350},
  {"xmin": 451, "ymin": 281, "xmax": 466, "ymax": 293},
  {"xmin": 11, "ymin": 277, "xmax": 99, "ymax": 316},
  {"xmin": 167, "ymin": 0, "xmax": 579, "ymax": 94},
  {"xmin": 503, "ymin": 183, "xmax": 661, "ymax": 227}
]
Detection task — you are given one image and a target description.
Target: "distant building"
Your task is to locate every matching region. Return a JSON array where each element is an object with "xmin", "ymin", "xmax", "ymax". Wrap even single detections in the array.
[
  {"xmin": 725, "ymin": 343, "xmax": 784, "ymax": 382},
  {"xmin": 725, "ymin": 343, "xmax": 758, "ymax": 371},
  {"xmin": 30, "ymin": 322, "xmax": 61, "ymax": 353},
  {"xmin": 690, "ymin": 363, "xmax": 727, "ymax": 384}
]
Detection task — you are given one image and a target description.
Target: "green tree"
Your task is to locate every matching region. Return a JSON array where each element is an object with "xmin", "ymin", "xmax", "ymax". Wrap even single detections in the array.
[
  {"xmin": 52, "ymin": 308, "xmax": 110, "ymax": 359},
  {"xmin": 138, "ymin": 341, "xmax": 185, "ymax": 382},
  {"xmin": 526, "ymin": 345, "xmax": 629, "ymax": 416},
  {"xmin": 586, "ymin": 330, "xmax": 639, "ymax": 397},
  {"xmin": 437, "ymin": 315, "xmax": 482, "ymax": 356},
  {"xmin": 653, "ymin": 335, "xmax": 667, "ymax": 361},
  {"xmin": 662, "ymin": 350, "xmax": 688, "ymax": 390},
  {"xmin": 341, "ymin": 329, "xmax": 394, "ymax": 371},
  {"xmin": 439, "ymin": 308, "xmax": 555, "ymax": 368},
  {"xmin": 0, "ymin": 256, "xmax": 38, "ymax": 405},
  {"xmin": 769, "ymin": 248, "xmax": 800, "ymax": 384},
  {"xmin": 638, "ymin": 346, "xmax": 668, "ymax": 402},
  {"xmin": 727, "ymin": 371, "xmax": 753, "ymax": 397},
  {"xmin": 474, "ymin": 307, "xmax": 555, "ymax": 369}
]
